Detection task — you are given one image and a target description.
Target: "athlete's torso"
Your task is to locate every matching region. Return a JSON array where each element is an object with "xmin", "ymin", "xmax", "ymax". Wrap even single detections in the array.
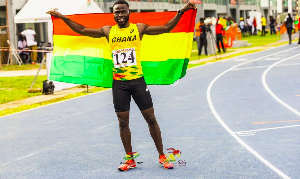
[{"xmin": 109, "ymin": 23, "xmax": 143, "ymax": 81}]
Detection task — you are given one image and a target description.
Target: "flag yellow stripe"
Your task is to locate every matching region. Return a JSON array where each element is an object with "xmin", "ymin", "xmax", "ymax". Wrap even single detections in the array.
[
  {"xmin": 52, "ymin": 35, "xmax": 112, "ymax": 60},
  {"xmin": 53, "ymin": 32, "xmax": 193, "ymax": 62}
]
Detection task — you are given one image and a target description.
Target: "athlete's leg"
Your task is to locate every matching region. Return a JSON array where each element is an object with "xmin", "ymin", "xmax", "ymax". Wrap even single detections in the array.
[
  {"xmin": 112, "ymin": 80, "xmax": 133, "ymax": 154},
  {"xmin": 131, "ymin": 77, "xmax": 164, "ymax": 156},
  {"xmin": 116, "ymin": 111, "xmax": 133, "ymax": 154},
  {"xmin": 141, "ymin": 107, "xmax": 164, "ymax": 156}
]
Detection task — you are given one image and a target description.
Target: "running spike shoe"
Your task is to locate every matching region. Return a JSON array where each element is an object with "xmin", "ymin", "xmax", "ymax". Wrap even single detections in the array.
[
  {"xmin": 118, "ymin": 159, "xmax": 136, "ymax": 171},
  {"xmin": 118, "ymin": 153, "xmax": 137, "ymax": 171},
  {"xmin": 159, "ymin": 154, "xmax": 174, "ymax": 169}
]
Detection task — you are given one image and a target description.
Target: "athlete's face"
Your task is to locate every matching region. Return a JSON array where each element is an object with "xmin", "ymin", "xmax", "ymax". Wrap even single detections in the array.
[{"xmin": 113, "ymin": 4, "xmax": 130, "ymax": 28}]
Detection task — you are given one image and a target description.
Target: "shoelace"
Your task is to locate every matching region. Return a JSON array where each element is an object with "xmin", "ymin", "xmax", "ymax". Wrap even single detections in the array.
[{"xmin": 124, "ymin": 152, "xmax": 140, "ymax": 160}]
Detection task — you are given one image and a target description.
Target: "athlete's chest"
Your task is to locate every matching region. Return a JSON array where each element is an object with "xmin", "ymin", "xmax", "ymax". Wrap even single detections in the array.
[{"xmin": 109, "ymin": 25, "xmax": 140, "ymax": 44}]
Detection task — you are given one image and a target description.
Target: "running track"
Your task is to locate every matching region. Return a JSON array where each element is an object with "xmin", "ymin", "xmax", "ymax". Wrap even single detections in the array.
[{"xmin": 1, "ymin": 44, "xmax": 299, "ymax": 178}]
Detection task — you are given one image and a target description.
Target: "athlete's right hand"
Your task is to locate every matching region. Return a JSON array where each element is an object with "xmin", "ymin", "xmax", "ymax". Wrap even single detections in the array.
[{"xmin": 46, "ymin": 10, "xmax": 64, "ymax": 19}]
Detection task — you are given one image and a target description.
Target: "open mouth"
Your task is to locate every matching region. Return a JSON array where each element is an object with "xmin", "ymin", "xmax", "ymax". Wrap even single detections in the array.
[{"xmin": 118, "ymin": 18, "xmax": 125, "ymax": 23}]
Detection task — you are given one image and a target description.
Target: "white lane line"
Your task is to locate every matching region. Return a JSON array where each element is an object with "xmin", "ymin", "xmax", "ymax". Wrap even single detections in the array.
[
  {"xmin": 235, "ymin": 124, "xmax": 300, "ymax": 135},
  {"xmin": 43, "ymin": 102, "xmax": 113, "ymax": 124},
  {"xmin": 265, "ymin": 57, "xmax": 280, "ymax": 61},
  {"xmin": 0, "ymin": 89, "xmax": 112, "ymax": 120},
  {"xmin": 207, "ymin": 47, "xmax": 297, "ymax": 179},
  {"xmin": 0, "ymin": 142, "xmax": 63, "ymax": 170},
  {"xmin": 232, "ymin": 62, "xmax": 300, "ymax": 71},
  {"xmin": 262, "ymin": 53, "xmax": 300, "ymax": 116},
  {"xmin": 90, "ymin": 121, "xmax": 118, "ymax": 133},
  {"xmin": 234, "ymin": 58, "xmax": 248, "ymax": 61}
]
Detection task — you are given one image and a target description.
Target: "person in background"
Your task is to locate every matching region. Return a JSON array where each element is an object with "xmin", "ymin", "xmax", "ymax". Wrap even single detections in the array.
[
  {"xmin": 239, "ymin": 17, "xmax": 245, "ymax": 36},
  {"xmin": 198, "ymin": 18, "xmax": 207, "ymax": 56},
  {"xmin": 298, "ymin": 16, "xmax": 300, "ymax": 45},
  {"xmin": 253, "ymin": 17, "xmax": 257, "ymax": 35},
  {"xmin": 282, "ymin": 13, "xmax": 294, "ymax": 45},
  {"xmin": 269, "ymin": 16, "xmax": 276, "ymax": 35},
  {"xmin": 215, "ymin": 19, "xmax": 226, "ymax": 53},
  {"xmin": 226, "ymin": 17, "xmax": 231, "ymax": 27},
  {"xmin": 19, "ymin": 27, "xmax": 38, "ymax": 64},
  {"xmin": 229, "ymin": 17, "xmax": 234, "ymax": 24},
  {"xmin": 17, "ymin": 35, "xmax": 29, "ymax": 64},
  {"xmin": 246, "ymin": 16, "xmax": 252, "ymax": 36},
  {"xmin": 221, "ymin": 17, "xmax": 227, "ymax": 29},
  {"xmin": 195, "ymin": 18, "xmax": 201, "ymax": 56},
  {"xmin": 261, "ymin": 16, "xmax": 266, "ymax": 36}
]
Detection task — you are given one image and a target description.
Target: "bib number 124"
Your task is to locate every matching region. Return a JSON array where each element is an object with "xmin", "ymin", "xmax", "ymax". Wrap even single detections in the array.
[{"xmin": 113, "ymin": 48, "xmax": 136, "ymax": 68}]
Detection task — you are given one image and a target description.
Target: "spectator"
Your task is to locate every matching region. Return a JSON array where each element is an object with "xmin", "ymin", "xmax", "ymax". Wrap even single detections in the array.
[
  {"xmin": 246, "ymin": 16, "xmax": 252, "ymax": 35},
  {"xmin": 215, "ymin": 19, "xmax": 226, "ymax": 53},
  {"xmin": 239, "ymin": 17, "xmax": 245, "ymax": 36},
  {"xmin": 20, "ymin": 27, "xmax": 38, "ymax": 64},
  {"xmin": 298, "ymin": 16, "xmax": 300, "ymax": 45},
  {"xmin": 221, "ymin": 17, "xmax": 227, "ymax": 29},
  {"xmin": 226, "ymin": 17, "xmax": 231, "ymax": 27},
  {"xmin": 195, "ymin": 18, "xmax": 201, "ymax": 56},
  {"xmin": 269, "ymin": 16, "xmax": 276, "ymax": 35},
  {"xmin": 283, "ymin": 13, "xmax": 294, "ymax": 44},
  {"xmin": 253, "ymin": 17, "xmax": 257, "ymax": 35},
  {"xmin": 198, "ymin": 18, "xmax": 207, "ymax": 56},
  {"xmin": 261, "ymin": 16, "xmax": 266, "ymax": 36},
  {"xmin": 229, "ymin": 17, "xmax": 234, "ymax": 24},
  {"xmin": 17, "ymin": 35, "xmax": 29, "ymax": 64}
]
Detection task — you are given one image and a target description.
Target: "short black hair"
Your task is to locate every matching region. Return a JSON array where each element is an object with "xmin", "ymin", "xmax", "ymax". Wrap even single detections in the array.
[{"xmin": 113, "ymin": 0, "xmax": 129, "ymax": 8}]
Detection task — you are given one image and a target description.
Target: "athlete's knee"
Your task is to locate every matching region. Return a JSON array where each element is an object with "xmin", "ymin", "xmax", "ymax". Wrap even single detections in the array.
[
  {"xmin": 117, "ymin": 112, "xmax": 129, "ymax": 128},
  {"xmin": 142, "ymin": 108, "xmax": 157, "ymax": 125}
]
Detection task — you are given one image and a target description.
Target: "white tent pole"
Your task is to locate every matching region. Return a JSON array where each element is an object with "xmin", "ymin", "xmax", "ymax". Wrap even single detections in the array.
[
  {"xmin": 288, "ymin": 0, "xmax": 292, "ymax": 14},
  {"xmin": 6, "ymin": 0, "xmax": 12, "ymax": 66},
  {"xmin": 47, "ymin": 21, "xmax": 53, "ymax": 44},
  {"xmin": 277, "ymin": 0, "xmax": 283, "ymax": 13}
]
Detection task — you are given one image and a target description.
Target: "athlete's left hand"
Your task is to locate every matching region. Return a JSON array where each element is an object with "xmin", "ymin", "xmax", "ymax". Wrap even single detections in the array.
[{"xmin": 180, "ymin": 2, "xmax": 197, "ymax": 13}]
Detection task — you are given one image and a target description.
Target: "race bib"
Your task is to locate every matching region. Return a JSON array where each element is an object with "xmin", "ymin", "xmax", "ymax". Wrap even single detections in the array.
[{"xmin": 113, "ymin": 48, "xmax": 136, "ymax": 68}]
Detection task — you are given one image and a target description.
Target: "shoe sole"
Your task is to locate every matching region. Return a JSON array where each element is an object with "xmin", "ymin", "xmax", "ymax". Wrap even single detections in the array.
[
  {"xmin": 118, "ymin": 166, "xmax": 136, "ymax": 171},
  {"xmin": 159, "ymin": 162, "xmax": 174, "ymax": 169}
]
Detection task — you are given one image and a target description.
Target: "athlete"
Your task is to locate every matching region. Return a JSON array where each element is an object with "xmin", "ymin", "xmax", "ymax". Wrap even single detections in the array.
[{"xmin": 47, "ymin": 0, "xmax": 196, "ymax": 171}]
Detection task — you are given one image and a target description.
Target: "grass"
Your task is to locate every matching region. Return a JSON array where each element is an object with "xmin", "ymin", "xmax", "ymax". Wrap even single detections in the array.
[
  {"xmin": 0, "ymin": 32, "xmax": 294, "ymax": 117},
  {"xmin": 0, "ymin": 75, "xmax": 47, "ymax": 104},
  {"xmin": 188, "ymin": 32, "xmax": 290, "ymax": 67},
  {"xmin": 1, "ymin": 64, "xmax": 46, "ymax": 71},
  {"xmin": 238, "ymin": 33, "xmax": 279, "ymax": 47},
  {"xmin": 0, "ymin": 86, "xmax": 107, "ymax": 117}
]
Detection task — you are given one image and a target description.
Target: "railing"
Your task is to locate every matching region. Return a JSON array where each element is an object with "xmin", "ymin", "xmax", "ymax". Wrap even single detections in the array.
[
  {"xmin": 283, "ymin": 1, "xmax": 296, "ymax": 7},
  {"xmin": 270, "ymin": 0, "xmax": 276, "ymax": 6},
  {"xmin": 238, "ymin": 0, "xmax": 257, "ymax": 5}
]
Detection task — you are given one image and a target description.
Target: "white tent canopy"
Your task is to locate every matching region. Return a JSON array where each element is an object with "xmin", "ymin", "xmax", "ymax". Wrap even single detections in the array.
[
  {"xmin": 14, "ymin": 0, "xmax": 103, "ymax": 23},
  {"xmin": 14, "ymin": 0, "xmax": 103, "ymax": 43}
]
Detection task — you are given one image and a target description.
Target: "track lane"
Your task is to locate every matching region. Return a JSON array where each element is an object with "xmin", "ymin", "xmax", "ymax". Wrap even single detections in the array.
[{"xmin": 0, "ymin": 44, "xmax": 298, "ymax": 178}]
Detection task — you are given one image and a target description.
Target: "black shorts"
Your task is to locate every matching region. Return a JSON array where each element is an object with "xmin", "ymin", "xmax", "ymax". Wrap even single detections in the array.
[{"xmin": 112, "ymin": 77, "xmax": 153, "ymax": 112}]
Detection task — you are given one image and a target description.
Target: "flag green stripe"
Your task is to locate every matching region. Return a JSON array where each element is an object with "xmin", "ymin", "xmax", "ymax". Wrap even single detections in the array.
[
  {"xmin": 49, "ymin": 55, "xmax": 188, "ymax": 87},
  {"xmin": 50, "ymin": 55, "xmax": 114, "ymax": 87}
]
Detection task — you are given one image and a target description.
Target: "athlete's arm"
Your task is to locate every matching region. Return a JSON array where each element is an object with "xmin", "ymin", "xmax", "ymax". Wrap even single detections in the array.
[
  {"xmin": 46, "ymin": 10, "xmax": 110, "ymax": 38},
  {"xmin": 138, "ymin": 2, "xmax": 196, "ymax": 36}
]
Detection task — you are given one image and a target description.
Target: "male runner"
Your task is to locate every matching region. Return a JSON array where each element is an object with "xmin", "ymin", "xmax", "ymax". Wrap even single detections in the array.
[{"xmin": 47, "ymin": 0, "xmax": 196, "ymax": 171}]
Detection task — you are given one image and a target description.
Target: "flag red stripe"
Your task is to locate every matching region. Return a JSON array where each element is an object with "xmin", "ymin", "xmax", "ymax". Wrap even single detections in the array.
[{"xmin": 52, "ymin": 9, "xmax": 196, "ymax": 36}]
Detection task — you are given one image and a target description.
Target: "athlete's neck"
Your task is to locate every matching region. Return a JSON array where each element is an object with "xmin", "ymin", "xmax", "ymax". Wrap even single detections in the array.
[{"xmin": 118, "ymin": 22, "xmax": 130, "ymax": 29}]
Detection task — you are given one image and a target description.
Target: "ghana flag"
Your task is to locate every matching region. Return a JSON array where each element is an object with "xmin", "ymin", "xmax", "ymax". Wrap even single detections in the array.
[{"xmin": 50, "ymin": 9, "xmax": 196, "ymax": 88}]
